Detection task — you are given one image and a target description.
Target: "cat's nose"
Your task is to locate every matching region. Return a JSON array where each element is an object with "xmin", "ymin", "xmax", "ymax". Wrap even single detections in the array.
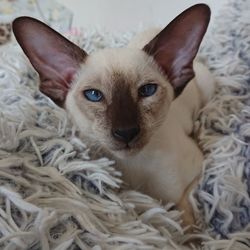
[{"xmin": 112, "ymin": 127, "xmax": 140, "ymax": 143}]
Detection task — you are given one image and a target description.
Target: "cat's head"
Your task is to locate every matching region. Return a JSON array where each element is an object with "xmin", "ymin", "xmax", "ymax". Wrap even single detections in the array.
[{"xmin": 12, "ymin": 4, "xmax": 210, "ymax": 158}]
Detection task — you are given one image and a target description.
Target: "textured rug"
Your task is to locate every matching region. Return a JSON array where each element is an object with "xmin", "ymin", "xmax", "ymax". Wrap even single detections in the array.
[{"xmin": 0, "ymin": 0, "xmax": 250, "ymax": 249}]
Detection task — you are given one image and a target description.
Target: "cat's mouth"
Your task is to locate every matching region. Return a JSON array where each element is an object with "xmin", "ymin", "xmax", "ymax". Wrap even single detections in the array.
[{"xmin": 104, "ymin": 129, "xmax": 149, "ymax": 158}]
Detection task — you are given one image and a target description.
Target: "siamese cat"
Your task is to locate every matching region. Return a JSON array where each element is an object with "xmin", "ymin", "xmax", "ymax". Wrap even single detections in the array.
[{"xmin": 13, "ymin": 4, "xmax": 215, "ymax": 225}]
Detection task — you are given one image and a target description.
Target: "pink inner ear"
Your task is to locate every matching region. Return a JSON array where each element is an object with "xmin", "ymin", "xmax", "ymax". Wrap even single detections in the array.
[
  {"xmin": 33, "ymin": 50, "xmax": 80, "ymax": 87},
  {"xmin": 12, "ymin": 16, "xmax": 87, "ymax": 106},
  {"xmin": 143, "ymin": 4, "xmax": 210, "ymax": 95},
  {"xmin": 32, "ymin": 49, "xmax": 84, "ymax": 106},
  {"xmin": 38, "ymin": 63, "xmax": 78, "ymax": 106}
]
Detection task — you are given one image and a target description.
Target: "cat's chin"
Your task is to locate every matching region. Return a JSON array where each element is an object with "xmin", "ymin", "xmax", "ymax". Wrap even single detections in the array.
[
  {"xmin": 109, "ymin": 144, "xmax": 143, "ymax": 159},
  {"xmin": 112, "ymin": 149, "xmax": 139, "ymax": 159}
]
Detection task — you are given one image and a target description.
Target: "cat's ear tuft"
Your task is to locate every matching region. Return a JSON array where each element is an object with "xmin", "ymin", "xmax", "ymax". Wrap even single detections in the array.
[
  {"xmin": 12, "ymin": 16, "xmax": 88, "ymax": 106},
  {"xmin": 143, "ymin": 4, "xmax": 210, "ymax": 96}
]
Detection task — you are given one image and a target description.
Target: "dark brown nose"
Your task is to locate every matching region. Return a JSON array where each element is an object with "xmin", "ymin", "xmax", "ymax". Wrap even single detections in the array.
[{"xmin": 112, "ymin": 127, "xmax": 140, "ymax": 143}]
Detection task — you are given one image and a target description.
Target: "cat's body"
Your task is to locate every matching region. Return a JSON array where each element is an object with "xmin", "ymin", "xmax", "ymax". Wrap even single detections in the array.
[
  {"xmin": 13, "ymin": 4, "xmax": 215, "ymax": 226},
  {"xmin": 115, "ymin": 30, "xmax": 215, "ymax": 204},
  {"xmin": 65, "ymin": 46, "xmax": 214, "ymax": 202}
]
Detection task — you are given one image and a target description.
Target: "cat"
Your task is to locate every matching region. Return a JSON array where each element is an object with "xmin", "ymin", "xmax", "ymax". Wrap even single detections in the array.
[{"xmin": 12, "ymin": 4, "xmax": 215, "ymax": 225}]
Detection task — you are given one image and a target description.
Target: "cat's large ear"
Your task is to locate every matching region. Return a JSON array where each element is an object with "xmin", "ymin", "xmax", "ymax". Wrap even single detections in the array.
[
  {"xmin": 143, "ymin": 4, "xmax": 210, "ymax": 96},
  {"xmin": 12, "ymin": 17, "xmax": 87, "ymax": 106}
]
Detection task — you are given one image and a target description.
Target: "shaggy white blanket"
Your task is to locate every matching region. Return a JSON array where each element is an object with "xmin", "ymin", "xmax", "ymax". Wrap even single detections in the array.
[{"xmin": 0, "ymin": 0, "xmax": 250, "ymax": 249}]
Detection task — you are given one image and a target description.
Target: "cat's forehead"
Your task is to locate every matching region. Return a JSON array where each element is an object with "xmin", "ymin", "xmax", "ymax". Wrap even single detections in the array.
[
  {"xmin": 76, "ymin": 47, "xmax": 160, "ymax": 87},
  {"xmin": 88, "ymin": 48, "xmax": 149, "ymax": 70}
]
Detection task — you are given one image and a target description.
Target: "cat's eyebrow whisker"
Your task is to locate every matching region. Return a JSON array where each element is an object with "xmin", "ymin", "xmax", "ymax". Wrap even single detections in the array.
[
  {"xmin": 141, "ymin": 54, "xmax": 156, "ymax": 71},
  {"xmin": 139, "ymin": 53, "xmax": 167, "ymax": 81}
]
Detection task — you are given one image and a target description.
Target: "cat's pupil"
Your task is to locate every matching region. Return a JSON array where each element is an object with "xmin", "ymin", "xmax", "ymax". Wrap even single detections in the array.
[
  {"xmin": 139, "ymin": 83, "xmax": 157, "ymax": 97},
  {"xmin": 83, "ymin": 89, "xmax": 103, "ymax": 102}
]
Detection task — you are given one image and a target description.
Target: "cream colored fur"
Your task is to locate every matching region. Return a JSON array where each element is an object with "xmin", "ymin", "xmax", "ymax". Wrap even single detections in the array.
[
  {"xmin": 66, "ymin": 29, "xmax": 216, "ymax": 224},
  {"xmin": 122, "ymin": 29, "xmax": 215, "ymax": 202}
]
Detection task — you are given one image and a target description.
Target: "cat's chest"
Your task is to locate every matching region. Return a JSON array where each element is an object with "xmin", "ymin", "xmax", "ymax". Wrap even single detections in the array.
[
  {"xmin": 119, "ymin": 149, "xmax": 180, "ymax": 186},
  {"xmin": 116, "ymin": 132, "xmax": 203, "ymax": 202}
]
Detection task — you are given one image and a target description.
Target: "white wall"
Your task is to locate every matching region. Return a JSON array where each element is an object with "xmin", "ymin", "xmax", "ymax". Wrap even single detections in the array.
[{"xmin": 57, "ymin": 0, "xmax": 228, "ymax": 32}]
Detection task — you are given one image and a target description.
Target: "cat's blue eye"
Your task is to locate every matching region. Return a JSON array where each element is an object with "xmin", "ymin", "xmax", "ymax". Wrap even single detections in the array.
[
  {"xmin": 138, "ymin": 83, "xmax": 158, "ymax": 97},
  {"xmin": 83, "ymin": 89, "xmax": 103, "ymax": 102}
]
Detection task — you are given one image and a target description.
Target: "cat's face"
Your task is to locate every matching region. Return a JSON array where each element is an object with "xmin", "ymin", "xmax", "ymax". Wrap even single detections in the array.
[
  {"xmin": 12, "ymin": 4, "xmax": 210, "ymax": 158},
  {"xmin": 66, "ymin": 48, "xmax": 173, "ymax": 157}
]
